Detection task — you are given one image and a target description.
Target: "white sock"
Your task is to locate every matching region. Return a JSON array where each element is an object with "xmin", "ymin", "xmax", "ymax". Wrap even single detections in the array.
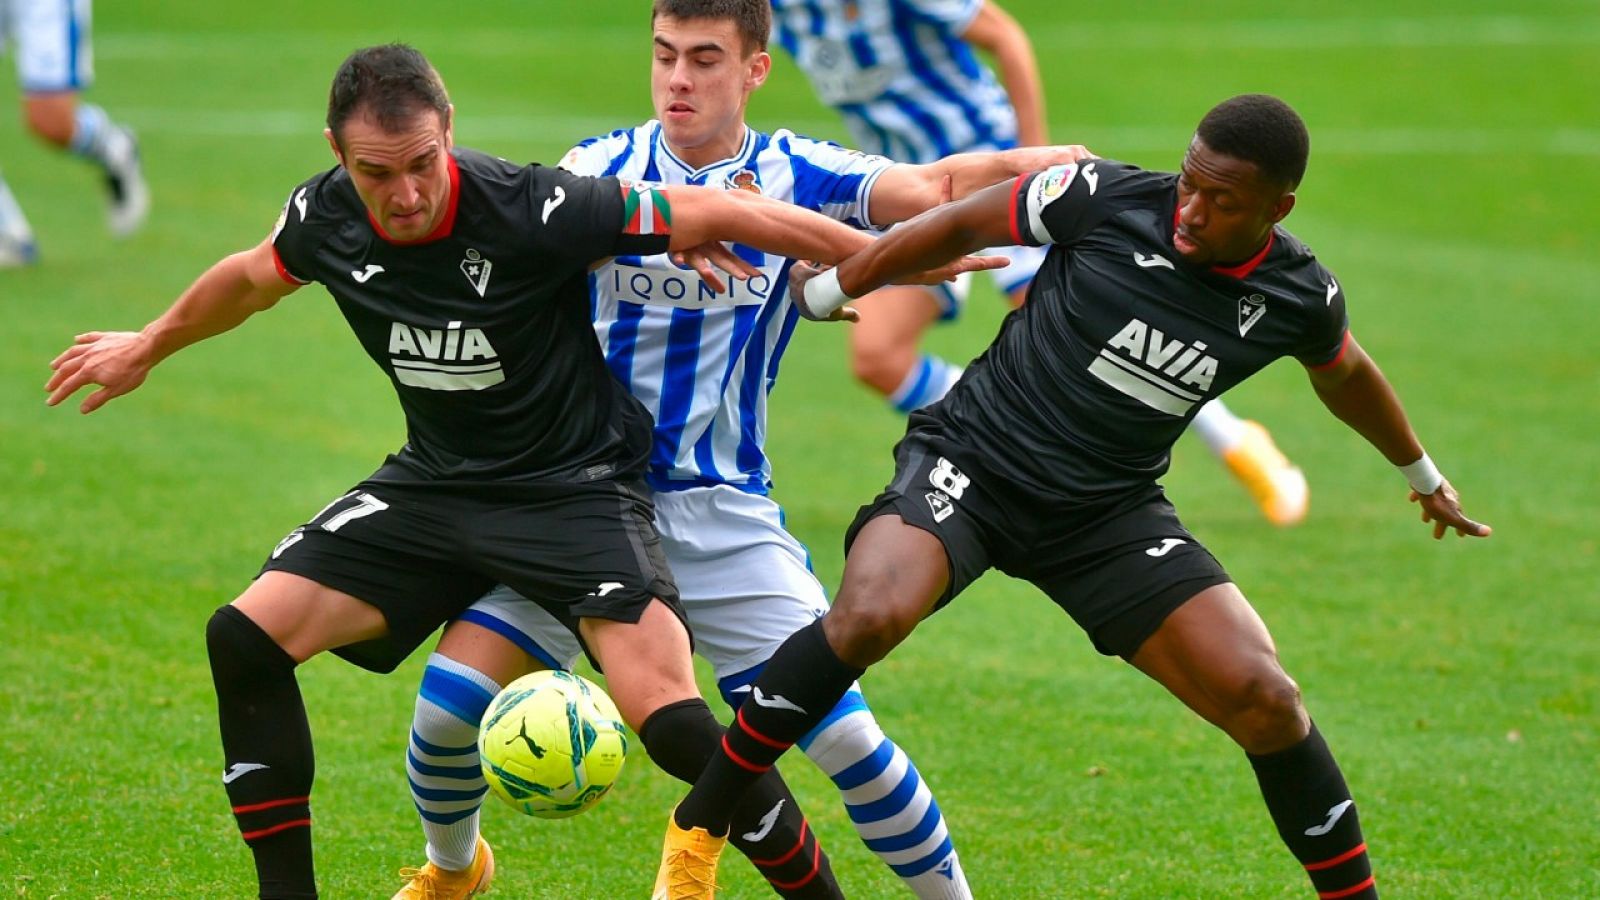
[
  {"xmin": 801, "ymin": 689, "xmax": 972, "ymax": 899},
  {"xmin": 408, "ymin": 653, "xmax": 501, "ymax": 871},
  {"xmin": 890, "ymin": 355, "xmax": 964, "ymax": 414},
  {"xmin": 0, "ymin": 171, "xmax": 32, "ymax": 241},
  {"xmin": 1189, "ymin": 399, "xmax": 1248, "ymax": 456}
]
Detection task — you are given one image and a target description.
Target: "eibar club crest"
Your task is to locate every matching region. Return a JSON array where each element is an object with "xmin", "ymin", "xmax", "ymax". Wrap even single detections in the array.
[
  {"xmin": 460, "ymin": 248, "xmax": 493, "ymax": 297},
  {"xmin": 1238, "ymin": 293, "xmax": 1267, "ymax": 337}
]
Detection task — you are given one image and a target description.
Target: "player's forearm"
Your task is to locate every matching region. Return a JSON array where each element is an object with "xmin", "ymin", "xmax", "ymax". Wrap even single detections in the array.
[
  {"xmin": 994, "ymin": 46, "xmax": 1047, "ymax": 146},
  {"xmin": 1310, "ymin": 353, "xmax": 1425, "ymax": 466},
  {"xmin": 966, "ymin": 4, "xmax": 1048, "ymax": 145},
  {"xmin": 838, "ymin": 200, "xmax": 993, "ymax": 297},
  {"xmin": 678, "ymin": 190, "xmax": 873, "ymax": 265},
  {"xmin": 142, "ymin": 251, "xmax": 286, "ymax": 364}
]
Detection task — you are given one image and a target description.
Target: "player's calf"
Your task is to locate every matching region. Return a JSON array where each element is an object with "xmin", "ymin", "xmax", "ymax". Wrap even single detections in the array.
[
  {"xmin": 799, "ymin": 690, "xmax": 972, "ymax": 900},
  {"xmin": 206, "ymin": 605, "xmax": 317, "ymax": 899},
  {"xmin": 1249, "ymin": 724, "xmax": 1377, "ymax": 899}
]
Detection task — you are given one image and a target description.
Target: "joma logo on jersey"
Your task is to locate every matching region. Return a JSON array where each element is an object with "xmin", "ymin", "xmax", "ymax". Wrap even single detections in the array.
[
  {"xmin": 603, "ymin": 264, "xmax": 773, "ymax": 310},
  {"xmin": 1087, "ymin": 318, "xmax": 1218, "ymax": 416},
  {"xmin": 387, "ymin": 321, "xmax": 505, "ymax": 391}
]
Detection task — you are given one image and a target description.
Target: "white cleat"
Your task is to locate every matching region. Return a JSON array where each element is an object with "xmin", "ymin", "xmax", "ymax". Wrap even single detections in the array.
[
  {"xmin": 0, "ymin": 233, "xmax": 39, "ymax": 269},
  {"xmin": 105, "ymin": 126, "xmax": 150, "ymax": 239}
]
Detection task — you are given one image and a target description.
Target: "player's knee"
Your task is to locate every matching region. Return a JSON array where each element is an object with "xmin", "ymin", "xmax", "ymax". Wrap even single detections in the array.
[
  {"xmin": 1224, "ymin": 669, "xmax": 1306, "ymax": 751},
  {"xmin": 849, "ymin": 343, "xmax": 905, "ymax": 394},
  {"xmin": 824, "ymin": 586, "xmax": 918, "ymax": 666},
  {"xmin": 23, "ymin": 102, "xmax": 73, "ymax": 147},
  {"xmin": 206, "ymin": 605, "xmax": 296, "ymax": 686}
]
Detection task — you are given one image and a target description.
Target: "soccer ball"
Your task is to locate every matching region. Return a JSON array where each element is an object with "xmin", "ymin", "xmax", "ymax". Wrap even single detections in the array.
[{"xmin": 478, "ymin": 670, "xmax": 629, "ymax": 819}]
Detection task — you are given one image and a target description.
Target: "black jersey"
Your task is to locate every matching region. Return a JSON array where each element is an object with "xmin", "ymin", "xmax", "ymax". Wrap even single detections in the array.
[
  {"xmin": 922, "ymin": 158, "xmax": 1349, "ymax": 500},
  {"xmin": 270, "ymin": 148, "xmax": 672, "ymax": 482}
]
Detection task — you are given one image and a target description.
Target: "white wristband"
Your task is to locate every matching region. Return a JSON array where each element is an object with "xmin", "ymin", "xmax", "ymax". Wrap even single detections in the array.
[
  {"xmin": 1398, "ymin": 453, "xmax": 1444, "ymax": 495},
  {"xmin": 799, "ymin": 266, "xmax": 854, "ymax": 320}
]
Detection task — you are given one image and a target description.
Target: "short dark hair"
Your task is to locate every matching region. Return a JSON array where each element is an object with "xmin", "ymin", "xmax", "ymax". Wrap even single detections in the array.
[
  {"xmin": 651, "ymin": 0, "xmax": 770, "ymax": 54},
  {"xmin": 326, "ymin": 44, "xmax": 450, "ymax": 146},
  {"xmin": 1196, "ymin": 94, "xmax": 1310, "ymax": 190}
]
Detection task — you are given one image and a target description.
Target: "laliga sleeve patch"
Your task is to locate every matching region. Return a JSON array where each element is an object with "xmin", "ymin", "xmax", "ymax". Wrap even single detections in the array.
[
  {"xmin": 270, "ymin": 202, "xmax": 289, "ymax": 243},
  {"xmin": 1024, "ymin": 162, "xmax": 1080, "ymax": 243}
]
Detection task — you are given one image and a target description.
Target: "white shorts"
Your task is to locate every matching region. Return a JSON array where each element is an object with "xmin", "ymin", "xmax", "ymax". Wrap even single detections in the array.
[
  {"xmin": 459, "ymin": 485, "xmax": 828, "ymax": 681},
  {"xmin": 929, "ymin": 242, "xmax": 1048, "ymax": 319},
  {"xmin": 0, "ymin": 0, "xmax": 93, "ymax": 92}
]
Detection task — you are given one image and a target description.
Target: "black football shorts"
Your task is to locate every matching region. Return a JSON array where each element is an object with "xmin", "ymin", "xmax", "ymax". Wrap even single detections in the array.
[
  {"xmin": 846, "ymin": 436, "xmax": 1230, "ymax": 659},
  {"xmin": 259, "ymin": 468, "xmax": 680, "ymax": 673}
]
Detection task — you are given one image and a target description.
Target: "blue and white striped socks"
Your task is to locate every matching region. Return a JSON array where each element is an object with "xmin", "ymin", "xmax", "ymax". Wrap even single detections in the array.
[
  {"xmin": 407, "ymin": 653, "xmax": 500, "ymax": 871},
  {"xmin": 67, "ymin": 103, "xmax": 133, "ymax": 170},
  {"xmin": 889, "ymin": 354, "xmax": 964, "ymax": 414},
  {"xmin": 800, "ymin": 690, "xmax": 972, "ymax": 899}
]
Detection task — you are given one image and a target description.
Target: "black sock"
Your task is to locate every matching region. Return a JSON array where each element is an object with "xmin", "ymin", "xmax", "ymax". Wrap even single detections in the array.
[
  {"xmin": 1248, "ymin": 723, "xmax": 1376, "ymax": 899},
  {"xmin": 674, "ymin": 620, "xmax": 863, "ymax": 836},
  {"xmin": 640, "ymin": 698, "xmax": 842, "ymax": 898},
  {"xmin": 207, "ymin": 605, "xmax": 317, "ymax": 900}
]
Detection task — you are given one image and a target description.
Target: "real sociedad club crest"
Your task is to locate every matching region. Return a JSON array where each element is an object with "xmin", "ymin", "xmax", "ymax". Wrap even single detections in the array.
[
  {"xmin": 725, "ymin": 168, "xmax": 761, "ymax": 194},
  {"xmin": 1238, "ymin": 293, "xmax": 1267, "ymax": 337},
  {"xmin": 461, "ymin": 248, "xmax": 493, "ymax": 297}
]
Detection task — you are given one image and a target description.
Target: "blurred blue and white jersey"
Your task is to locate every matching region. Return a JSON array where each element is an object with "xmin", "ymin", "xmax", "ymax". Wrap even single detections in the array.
[
  {"xmin": 771, "ymin": 0, "xmax": 1017, "ymax": 162},
  {"xmin": 561, "ymin": 121, "xmax": 892, "ymax": 494}
]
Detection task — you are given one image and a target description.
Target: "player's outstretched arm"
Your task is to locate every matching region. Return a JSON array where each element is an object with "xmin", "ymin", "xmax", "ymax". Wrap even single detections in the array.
[
  {"xmin": 665, "ymin": 185, "xmax": 875, "ymax": 266},
  {"xmin": 792, "ymin": 179, "xmax": 1017, "ymax": 321},
  {"xmin": 962, "ymin": 1, "xmax": 1048, "ymax": 147},
  {"xmin": 1304, "ymin": 336, "xmax": 1491, "ymax": 539},
  {"xmin": 868, "ymin": 144, "xmax": 1095, "ymax": 225},
  {"xmin": 45, "ymin": 237, "xmax": 299, "ymax": 413}
]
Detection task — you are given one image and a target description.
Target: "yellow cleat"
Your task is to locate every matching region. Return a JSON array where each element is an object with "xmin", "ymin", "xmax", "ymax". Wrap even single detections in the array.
[
  {"xmin": 393, "ymin": 836, "xmax": 495, "ymax": 899},
  {"xmin": 1222, "ymin": 420, "xmax": 1309, "ymax": 528},
  {"xmin": 652, "ymin": 811, "xmax": 725, "ymax": 900}
]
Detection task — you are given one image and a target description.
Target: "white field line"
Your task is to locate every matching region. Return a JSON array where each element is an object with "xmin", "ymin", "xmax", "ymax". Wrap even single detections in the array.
[
  {"xmin": 95, "ymin": 15, "xmax": 1600, "ymax": 59},
  {"xmin": 117, "ymin": 108, "xmax": 1600, "ymax": 157}
]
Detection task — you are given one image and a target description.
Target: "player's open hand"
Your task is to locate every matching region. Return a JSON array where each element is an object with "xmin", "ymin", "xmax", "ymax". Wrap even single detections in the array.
[
  {"xmin": 672, "ymin": 240, "xmax": 761, "ymax": 294},
  {"xmin": 1016, "ymin": 144, "xmax": 1099, "ymax": 171},
  {"xmin": 1409, "ymin": 479, "xmax": 1492, "ymax": 539},
  {"xmin": 895, "ymin": 253, "xmax": 1009, "ymax": 286},
  {"xmin": 789, "ymin": 262, "xmax": 859, "ymax": 323},
  {"xmin": 45, "ymin": 331, "xmax": 155, "ymax": 413}
]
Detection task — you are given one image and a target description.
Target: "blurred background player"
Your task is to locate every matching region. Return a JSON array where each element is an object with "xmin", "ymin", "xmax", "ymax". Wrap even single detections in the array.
[
  {"xmin": 0, "ymin": 0, "xmax": 148, "ymax": 267},
  {"xmin": 770, "ymin": 0, "xmax": 1309, "ymax": 526}
]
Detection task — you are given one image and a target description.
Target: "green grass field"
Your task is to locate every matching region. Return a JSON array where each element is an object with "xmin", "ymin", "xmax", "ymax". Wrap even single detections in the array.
[{"xmin": 2, "ymin": 1, "xmax": 1597, "ymax": 896}]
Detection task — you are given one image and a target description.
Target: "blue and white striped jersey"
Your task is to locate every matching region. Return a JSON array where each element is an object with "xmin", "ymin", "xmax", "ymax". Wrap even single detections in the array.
[
  {"xmin": 771, "ymin": 0, "xmax": 1017, "ymax": 162},
  {"xmin": 562, "ymin": 121, "xmax": 893, "ymax": 494}
]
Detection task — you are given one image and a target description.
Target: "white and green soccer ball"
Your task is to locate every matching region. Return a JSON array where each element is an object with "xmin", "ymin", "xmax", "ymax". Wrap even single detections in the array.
[{"xmin": 478, "ymin": 670, "xmax": 629, "ymax": 819}]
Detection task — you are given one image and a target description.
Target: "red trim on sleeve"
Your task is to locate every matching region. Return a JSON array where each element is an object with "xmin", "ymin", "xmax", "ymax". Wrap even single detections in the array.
[
  {"xmin": 763, "ymin": 840, "xmax": 822, "ymax": 890},
  {"xmin": 735, "ymin": 707, "xmax": 789, "ymax": 750},
  {"xmin": 231, "ymin": 795, "xmax": 310, "ymax": 815},
  {"xmin": 720, "ymin": 735, "xmax": 770, "ymax": 773},
  {"xmin": 749, "ymin": 821, "xmax": 809, "ymax": 867},
  {"xmin": 366, "ymin": 153, "xmax": 461, "ymax": 246},
  {"xmin": 1304, "ymin": 841, "xmax": 1368, "ymax": 872},
  {"xmin": 240, "ymin": 819, "xmax": 312, "ymax": 842},
  {"xmin": 1318, "ymin": 877, "xmax": 1376, "ymax": 899},
  {"xmin": 1008, "ymin": 173, "xmax": 1027, "ymax": 245},
  {"xmin": 271, "ymin": 246, "xmax": 309, "ymax": 285},
  {"xmin": 1211, "ymin": 229, "xmax": 1275, "ymax": 279},
  {"xmin": 1306, "ymin": 330, "xmax": 1352, "ymax": 371}
]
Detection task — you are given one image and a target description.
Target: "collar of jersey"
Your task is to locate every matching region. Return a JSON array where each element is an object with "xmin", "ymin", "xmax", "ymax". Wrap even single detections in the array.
[
  {"xmin": 366, "ymin": 153, "xmax": 462, "ymax": 246},
  {"xmin": 653, "ymin": 122, "xmax": 756, "ymax": 181},
  {"xmin": 1170, "ymin": 207, "xmax": 1275, "ymax": 279}
]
